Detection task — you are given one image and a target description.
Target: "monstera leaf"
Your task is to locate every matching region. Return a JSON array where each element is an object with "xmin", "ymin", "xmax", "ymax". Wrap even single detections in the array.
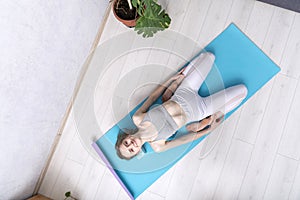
[{"xmin": 133, "ymin": 0, "xmax": 171, "ymax": 37}]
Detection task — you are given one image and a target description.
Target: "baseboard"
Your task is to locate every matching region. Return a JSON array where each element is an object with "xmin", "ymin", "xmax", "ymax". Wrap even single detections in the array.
[{"xmin": 32, "ymin": 2, "xmax": 112, "ymax": 196}]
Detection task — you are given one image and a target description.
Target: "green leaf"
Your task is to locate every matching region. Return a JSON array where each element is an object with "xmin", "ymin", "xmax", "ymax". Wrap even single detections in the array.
[
  {"xmin": 65, "ymin": 191, "xmax": 71, "ymax": 197},
  {"xmin": 131, "ymin": 0, "xmax": 138, "ymax": 8},
  {"xmin": 134, "ymin": 0, "xmax": 171, "ymax": 37}
]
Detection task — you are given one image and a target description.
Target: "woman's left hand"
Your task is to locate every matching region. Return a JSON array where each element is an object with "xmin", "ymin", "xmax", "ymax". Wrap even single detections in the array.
[
  {"xmin": 210, "ymin": 111, "xmax": 224, "ymax": 130},
  {"xmin": 177, "ymin": 67, "xmax": 186, "ymax": 75},
  {"xmin": 170, "ymin": 73, "xmax": 185, "ymax": 82},
  {"xmin": 167, "ymin": 67, "xmax": 186, "ymax": 83}
]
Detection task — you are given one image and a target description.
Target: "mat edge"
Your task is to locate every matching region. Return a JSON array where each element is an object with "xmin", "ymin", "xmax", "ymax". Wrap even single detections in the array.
[
  {"xmin": 227, "ymin": 23, "xmax": 281, "ymax": 72},
  {"xmin": 92, "ymin": 142, "xmax": 135, "ymax": 200}
]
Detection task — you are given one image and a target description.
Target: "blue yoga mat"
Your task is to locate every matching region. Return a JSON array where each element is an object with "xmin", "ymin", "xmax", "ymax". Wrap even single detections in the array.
[{"xmin": 92, "ymin": 23, "xmax": 280, "ymax": 199}]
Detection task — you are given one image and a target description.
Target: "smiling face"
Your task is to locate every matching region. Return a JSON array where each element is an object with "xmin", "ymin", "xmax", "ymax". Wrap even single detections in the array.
[{"xmin": 118, "ymin": 135, "xmax": 142, "ymax": 159}]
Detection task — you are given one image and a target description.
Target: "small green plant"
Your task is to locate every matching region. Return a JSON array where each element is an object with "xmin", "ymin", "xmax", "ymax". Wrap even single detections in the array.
[
  {"xmin": 130, "ymin": 0, "xmax": 171, "ymax": 37},
  {"xmin": 64, "ymin": 191, "xmax": 77, "ymax": 200}
]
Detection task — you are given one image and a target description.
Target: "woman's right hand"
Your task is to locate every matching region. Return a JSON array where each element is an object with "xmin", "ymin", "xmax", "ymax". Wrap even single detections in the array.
[{"xmin": 162, "ymin": 73, "xmax": 185, "ymax": 102}]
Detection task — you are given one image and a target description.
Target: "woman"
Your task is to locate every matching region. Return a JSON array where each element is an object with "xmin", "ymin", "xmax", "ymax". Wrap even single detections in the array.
[{"xmin": 115, "ymin": 52, "xmax": 248, "ymax": 160}]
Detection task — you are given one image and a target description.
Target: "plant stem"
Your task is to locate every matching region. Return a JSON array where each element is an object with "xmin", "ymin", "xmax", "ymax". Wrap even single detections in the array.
[{"xmin": 127, "ymin": 0, "xmax": 133, "ymax": 9}]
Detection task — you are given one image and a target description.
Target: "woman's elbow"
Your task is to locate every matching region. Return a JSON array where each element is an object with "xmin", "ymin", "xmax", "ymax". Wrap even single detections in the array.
[
  {"xmin": 152, "ymin": 145, "xmax": 163, "ymax": 153},
  {"xmin": 151, "ymin": 142, "xmax": 167, "ymax": 153}
]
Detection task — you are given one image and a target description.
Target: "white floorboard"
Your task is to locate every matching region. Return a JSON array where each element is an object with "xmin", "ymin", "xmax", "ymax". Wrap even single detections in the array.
[
  {"xmin": 234, "ymin": 1, "xmax": 276, "ymax": 145},
  {"xmin": 73, "ymin": 156, "xmax": 106, "ymax": 200},
  {"xmin": 50, "ymin": 159, "xmax": 83, "ymax": 200},
  {"xmin": 93, "ymin": 169, "xmax": 122, "ymax": 200},
  {"xmin": 146, "ymin": 166, "xmax": 176, "ymax": 197},
  {"xmin": 39, "ymin": 0, "xmax": 300, "ymax": 199},
  {"xmin": 188, "ymin": 113, "xmax": 240, "ymax": 200},
  {"xmin": 289, "ymin": 163, "xmax": 300, "ymax": 199},
  {"xmin": 38, "ymin": 111, "xmax": 77, "ymax": 197},
  {"xmin": 262, "ymin": 7, "xmax": 295, "ymax": 65},
  {"xmin": 280, "ymin": 14, "xmax": 300, "ymax": 79},
  {"xmin": 213, "ymin": 139, "xmax": 252, "ymax": 200},
  {"xmin": 225, "ymin": 0, "xmax": 255, "ymax": 29},
  {"xmin": 263, "ymin": 154, "xmax": 298, "ymax": 200},
  {"xmin": 278, "ymin": 81, "xmax": 300, "ymax": 160},
  {"xmin": 238, "ymin": 74, "xmax": 298, "ymax": 199},
  {"xmin": 165, "ymin": 145, "xmax": 203, "ymax": 200},
  {"xmin": 196, "ymin": 0, "xmax": 234, "ymax": 46}
]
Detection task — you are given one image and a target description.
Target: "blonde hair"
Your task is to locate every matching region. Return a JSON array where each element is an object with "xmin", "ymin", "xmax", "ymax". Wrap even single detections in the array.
[{"xmin": 115, "ymin": 128, "xmax": 139, "ymax": 160}]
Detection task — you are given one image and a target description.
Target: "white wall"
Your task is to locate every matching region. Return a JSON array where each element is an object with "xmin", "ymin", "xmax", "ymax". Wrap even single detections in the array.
[{"xmin": 0, "ymin": 1, "xmax": 108, "ymax": 199}]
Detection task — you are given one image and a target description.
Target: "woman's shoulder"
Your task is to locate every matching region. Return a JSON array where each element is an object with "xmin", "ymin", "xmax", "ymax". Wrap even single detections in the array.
[
  {"xmin": 149, "ymin": 140, "xmax": 167, "ymax": 152},
  {"xmin": 132, "ymin": 112, "xmax": 148, "ymax": 126}
]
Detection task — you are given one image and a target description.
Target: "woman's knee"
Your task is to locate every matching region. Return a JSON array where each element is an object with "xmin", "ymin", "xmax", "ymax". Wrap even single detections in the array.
[
  {"xmin": 196, "ymin": 52, "xmax": 215, "ymax": 68},
  {"xmin": 237, "ymin": 84, "xmax": 248, "ymax": 99},
  {"xmin": 226, "ymin": 84, "xmax": 248, "ymax": 103},
  {"xmin": 204, "ymin": 52, "xmax": 215, "ymax": 61}
]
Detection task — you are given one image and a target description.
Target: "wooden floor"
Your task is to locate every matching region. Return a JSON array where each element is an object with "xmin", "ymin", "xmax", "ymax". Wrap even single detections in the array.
[{"xmin": 39, "ymin": 0, "xmax": 300, "ymax": 199}]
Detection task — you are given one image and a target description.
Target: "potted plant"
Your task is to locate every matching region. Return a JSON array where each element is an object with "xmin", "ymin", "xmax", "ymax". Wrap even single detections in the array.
[
  {"xmin": 64, "ymin": 191, "xmax": 77, "ymax": 200},
  {"xmin": 112, "ymin": 0, "xmax": 171, "ymax": 37}
]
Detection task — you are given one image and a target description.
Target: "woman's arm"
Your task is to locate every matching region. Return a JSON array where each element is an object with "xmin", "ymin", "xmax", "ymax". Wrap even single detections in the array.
[
  {"xmin": 152, "ymin": 127, "xmax": 211, "ymax": 152},
  {"xmin": 151, "ymin": 112, "xmax": 224, "ymax": 152},
  {"xmin": 134, "ymin": 73, "xmax": 184, "ymax": 116},
  {"xmin": 162, "ymin": 75, "xmax": 185, "ymax": 102}
]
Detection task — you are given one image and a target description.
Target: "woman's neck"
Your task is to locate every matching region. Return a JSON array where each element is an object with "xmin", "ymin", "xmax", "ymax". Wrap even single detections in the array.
[{"xmin": 134, "ymin": 126, "xmax": 158, "ymax": 143}]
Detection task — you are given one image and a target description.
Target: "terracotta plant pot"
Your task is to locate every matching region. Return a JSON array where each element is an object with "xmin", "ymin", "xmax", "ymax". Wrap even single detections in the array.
[{"xmin": 112, "ymin": 0, "xmax": 139, "ymax": 28}]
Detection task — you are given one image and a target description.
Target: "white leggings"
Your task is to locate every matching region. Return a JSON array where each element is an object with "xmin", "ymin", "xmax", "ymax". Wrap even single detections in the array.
[{"xmin": 170, "ymin": 52, "xmax": 248, "ymax": 122}]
